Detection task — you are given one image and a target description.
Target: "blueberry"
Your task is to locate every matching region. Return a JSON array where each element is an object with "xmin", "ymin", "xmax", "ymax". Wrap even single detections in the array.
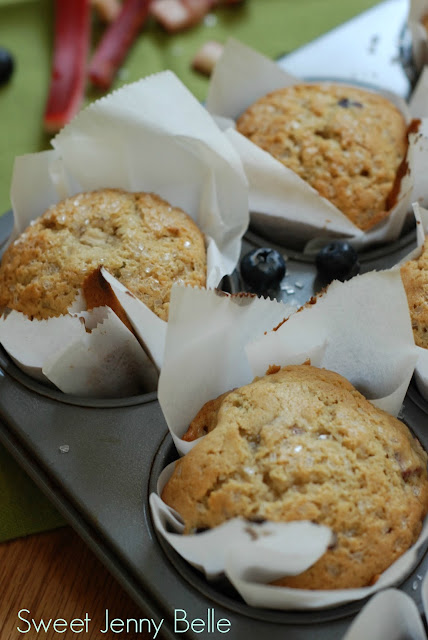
[
  {"xmin": 337, "ymin": 98, "xmax": 363, "ymax": 108},
  {"xmin": 0, "ymin": 48, "xmax": 14, "ymax": 86},
  {"xmin": 240, "ymin": 248, "xmax": 286, "ymax": 291},
  {"xmin": 315, "ymin": 241, "xmax": 360, "ymax": 283}
]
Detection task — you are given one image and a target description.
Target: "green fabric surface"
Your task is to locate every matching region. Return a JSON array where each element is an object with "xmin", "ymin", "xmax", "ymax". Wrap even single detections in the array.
[
  {"xmin": 0, "ymin": 442, "xmax": 65, "ymax": 541},
  {"xmin": 0, "ymin": 0, "xmax": 380, "ymax": 542}
]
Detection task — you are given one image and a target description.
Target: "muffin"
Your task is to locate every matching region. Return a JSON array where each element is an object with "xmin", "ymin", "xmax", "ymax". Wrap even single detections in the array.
[
  {"xmin": 236, "ymin": 84, "xmax": 408, "ymax": 231},
  {"xmin": 0, "ymin": 189, "xmax": 206, "ymax": 322},
  {"xmin": 162, "ymin": 364, "xmax": 428, "ymax": 590},
  {"xmin": 401, "ymin": 237, "xmax": 428, "ymax": 349}
]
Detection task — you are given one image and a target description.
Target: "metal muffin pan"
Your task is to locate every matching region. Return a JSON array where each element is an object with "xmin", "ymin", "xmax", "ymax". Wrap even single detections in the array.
[
  {"xmin": 1, "ymin": 204, "xmax": 428, "ymax": 640},
  {"xmin": 1, "ymin": 1, "xmax": 428, "ymax": 636},
  {"xmin": 1, "ymin": 340, "xmax": 428, "ymax": 640}
]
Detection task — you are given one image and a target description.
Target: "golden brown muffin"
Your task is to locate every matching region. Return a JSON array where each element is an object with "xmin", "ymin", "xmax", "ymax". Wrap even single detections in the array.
[
  {"xmin": 183, "ymin": 389, "xmax": 233, "ymax": 441},
  {"xmin": 0, "ymin": 189, "xmax": 206, "ymax": 321},
  {"xmin": 163, "ymin": 365, "xmax": 428, "ymax": 590},
  {"xmin": 236, "ymin": 84, "xmax": 408, "ymax": 231},
  {"xmin": 401, "ymin": 237, "xmax": 428, "ymax": 349}
]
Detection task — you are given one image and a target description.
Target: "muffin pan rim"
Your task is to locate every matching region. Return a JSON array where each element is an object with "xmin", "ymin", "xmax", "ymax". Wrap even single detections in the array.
[{"xmin": 0, "ymin": 346, "xmax": 158, "ymax": 408}]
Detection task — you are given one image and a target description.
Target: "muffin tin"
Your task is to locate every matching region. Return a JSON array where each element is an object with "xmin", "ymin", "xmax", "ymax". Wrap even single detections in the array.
[
  {"xmin": 1, "ymin": 1, "xmax": 428, "ymax": 637},
  {"xmin": 1, "ymin": 206, "xmax": 428, "ymax": 640}
]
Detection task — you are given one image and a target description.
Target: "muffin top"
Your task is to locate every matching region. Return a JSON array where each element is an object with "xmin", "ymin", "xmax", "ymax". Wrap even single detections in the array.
[
  {"xmin": 401, "ymin": 237, "xmax": 428, "ymax": 349},
  {"xmin": 163, "ymin": 365, "xmax": 428, "ymax": 589},
  {"xmin": 0, "ymin": 189, "xmax": 206, "ymax": 321},
  {"xmin": 236, "ymin": 83, "xmax": 407, "ymax": 231}
]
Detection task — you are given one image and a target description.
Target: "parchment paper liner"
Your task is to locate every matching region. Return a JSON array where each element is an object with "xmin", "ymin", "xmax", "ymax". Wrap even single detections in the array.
[
  {"xmin": 158, "ymin": 287, "xmax": 295, "ymax": 456},
  {"xmin": 150, "ymin": 270, "xmax": 424, "ymax": 610},
  {"xmin": 399, "ymin": 203, "xmax": 428, "ymax": 402},
  {"xmin": 408, "ymin": 0, "xmax": 428, "ymax": 70},
  {"xmin": 343, "ymin": 588, "xmax": 427, "ymax": 640},
  {"xmin": 205, "ymin": 38, "xmax": 428, "ymax": 250},
  {"xmin": 345, "ymin": 571, "xmax": 428, "ymax": 640},
  {"xmin": 0, "ymin": 305, "xmax": 159, "ymax": 397},
  {"xmin": 0, "ymin": 71, "xmax": 249, "ymax": 397}
]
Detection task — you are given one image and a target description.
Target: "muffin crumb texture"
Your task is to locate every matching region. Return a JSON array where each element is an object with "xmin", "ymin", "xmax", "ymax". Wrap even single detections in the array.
[
  {"xmin": 401, "ymin": 237, "xmax": 428, "ymax": 349},
  {"xmin": 236, "ymin": 84, "xmax": 407, "ymax": 231},
  {"xmin": 0, "ymin": 189, "xmax": 206, "ymax": 321},
  {"xmin": 163, "ymin": 365, "xmax": 428, "ymax": 590}
]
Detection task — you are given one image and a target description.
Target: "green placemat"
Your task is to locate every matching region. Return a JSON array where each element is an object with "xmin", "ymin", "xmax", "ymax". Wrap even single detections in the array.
[
  {"xmin": 0, "ymin": 0, "xmax": 380, "ymax": 542},
  {"xmin": 0, "ymin": 442, "xmax": 65, "ymax": 541}
]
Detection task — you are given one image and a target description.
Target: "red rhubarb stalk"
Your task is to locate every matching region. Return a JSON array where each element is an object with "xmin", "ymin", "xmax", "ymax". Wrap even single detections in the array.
[
  {"xmin": 43, "ymin": 0, "xmax": 91, "ymax": 133},
  {"xmin": 89, "ymin": 0, "xmax": 152, "ymax": 90}
]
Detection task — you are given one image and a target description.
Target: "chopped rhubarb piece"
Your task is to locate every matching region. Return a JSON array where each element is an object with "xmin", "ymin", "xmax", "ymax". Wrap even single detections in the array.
[
  {"xmin": 182, "ymin": 0, "xmax": 216, "ymax": 21},
  {"xmin": 91, "ymin": 0, "xmax": 122, "ymax": 23},
  {"xmin": 43, "ymin": 0, "xmax": 91, "ymax": 134},
  {"xmin": 89, "ymin": 0, "xmax": 151, "ymax": 90},
  {"xmin": 192, "ymin": 40, "xmax": 224, "ymax": 76},
  {"xmin": 151, "ymin": 0, "xmax": 214, "ymax": 32},
  {"xmin": 150, "ymin": 0, "xmax": 192, "ymax": 32}
]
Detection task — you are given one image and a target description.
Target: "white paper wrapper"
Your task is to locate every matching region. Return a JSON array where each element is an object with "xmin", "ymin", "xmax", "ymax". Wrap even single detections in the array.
[
  {"xmin": 408, "ymin": 117, "xmax": 428, "ymax": 209},
  {"xmin": 0, "ymin": 304, "xmax": 159, "ymax": 396},
  {"xmin": 101, "ymin": 268, "xmax": 166, "ymax": 371},
  {"xmin": 408, "ymin": 0, "xmax": 428, "ymax": 70},
  {"xmin": 401, "ymin": 68, "xmax": 428, "ymax": 209},
  {"xmin": 247, "ymin": 269, "xmax": 419, "ymax": 417},
  {"xmin": 152, "ymin": 469, "xmax": 428, "ymax": 611},
  {"xmin": 151, "ymin": 463, "xmax": 333, "ymax": 581},
  {"xmin": 0, "ymin": 310, "xmax": 91, "ymax": 384},
  {"xmin": 400, "ymin": 203, "xmax": 428, "ymax": 402},
  {"xmin": 343, "ymin": 588, "xmax": 426, "ymax": 640},
  {"xmin": 229, "ymin": 519, "xmax": 428, "ymax": 611},
  {"xmin": 158, "ymin": 285, "xmax": 295, "ymax": 455},
  {"xmin": 151, "ymin": 270, "xmax": 424, "ymax": 610},
  {"xmin": 409, "ymin": 67, "xmax": 428, "ymax": 118},
  {"xmin": 1, "ymin": 71, "xmax": 249, "ymax": 396},
  {"xmin": 42, "ymin": 306, "xmax": 159, "ymax": 397},
  {"xmin": 206, "ymin": 39, "xmax": 417, "ymax": 250}
]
